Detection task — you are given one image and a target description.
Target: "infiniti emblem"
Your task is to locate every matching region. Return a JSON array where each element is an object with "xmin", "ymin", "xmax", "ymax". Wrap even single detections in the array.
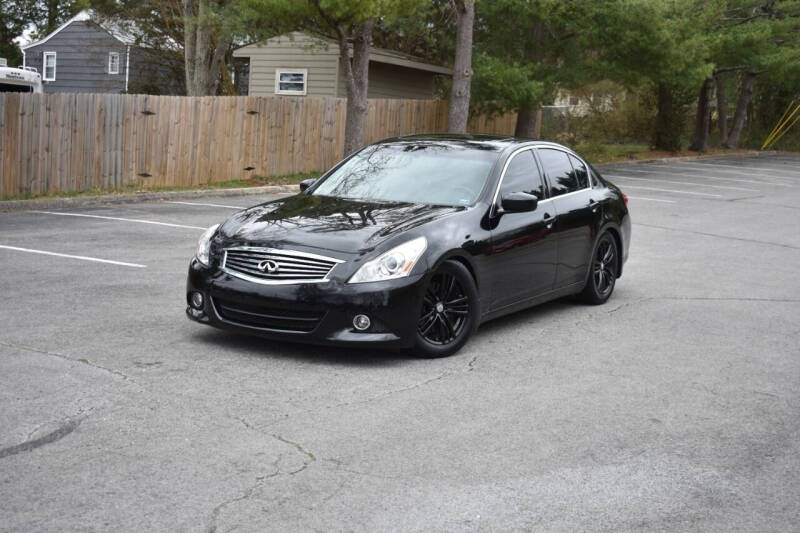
[{"xmin": 257, "ymin": 259, "xmax": 280, "ymax": 273}]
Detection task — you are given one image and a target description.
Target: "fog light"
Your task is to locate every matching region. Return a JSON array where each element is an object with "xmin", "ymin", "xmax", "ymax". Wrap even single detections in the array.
[
  {"xmin": 190, "ymin": 292, "xmax": 204, "ymax": 309},
  {"xmin": 353, "ymin": 314, "xmax": 371, "ymax": 331}
]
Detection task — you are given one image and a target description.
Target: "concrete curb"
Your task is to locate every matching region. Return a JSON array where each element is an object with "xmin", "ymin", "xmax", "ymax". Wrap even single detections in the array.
[
  {"xmin": 0, "ymin": 184, "xmax": 300, "ymax": 212},
  {"xmin": 594, "ymin": 149, "xmax": 776, "ymax": 167},
  {"xmin": 1, "ymin": 150, "xmax": 792, "ymax": 212}
]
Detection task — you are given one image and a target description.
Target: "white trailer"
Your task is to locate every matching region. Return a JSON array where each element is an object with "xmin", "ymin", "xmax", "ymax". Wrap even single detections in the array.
[{"xmin": 0, "ymin": 59, "xmax": 43, "ymax": 93}]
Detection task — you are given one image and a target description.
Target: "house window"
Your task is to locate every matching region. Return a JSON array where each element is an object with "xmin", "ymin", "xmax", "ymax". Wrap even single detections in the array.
[
  {"xmin": 43, "ymin": 52, "xmax": 56, "ymax": 81},
  {"xmin": 108, "ymin": 52, "xmax": 120, "ymax": 74},
  {"xmin": 275, "ymin": 69, "xmax": 307, "ymax": 95}
]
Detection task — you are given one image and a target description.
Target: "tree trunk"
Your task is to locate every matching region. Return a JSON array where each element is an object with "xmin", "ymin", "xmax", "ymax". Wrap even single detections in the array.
[
  {"xmin": 652, "ymin": 83, "xmax": 683, "ymax": 152},
  {"xmin": 183, "ymin": 0, "xmax": 199, "ymax": 96},
  {"xmin": 689, "ymin": 77, "xmax": 714, "ymax": 152},
  {"xmin": 715, "ymin": 71, "xmax": 729, "ymax": 146},
  {"xmin": 338, "ymin": 20, "xmax": 374, "ymax": 156},
  {"xmin": 45, "ymin": 0, "xmax": 59, "ymax": 35},
  {"xmin": 447, "ymin": 0, "xmax": 474, "ymax": 134},
  {"xmin": 726, "ymin": 71, "xmax": 756, "ymax": 149},
  {"xmin": 182, "ymin": 0, "xmax": 229, "ymax": 96},
  {"xmin": 514, "ymin": 106, "xmax": 540, "ymax": 138}
]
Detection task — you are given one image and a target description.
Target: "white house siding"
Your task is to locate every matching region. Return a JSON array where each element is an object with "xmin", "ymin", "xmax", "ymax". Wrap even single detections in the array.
[{"xmin": 232, "ymin": 32, "xmax": 339, "ymax": 97}]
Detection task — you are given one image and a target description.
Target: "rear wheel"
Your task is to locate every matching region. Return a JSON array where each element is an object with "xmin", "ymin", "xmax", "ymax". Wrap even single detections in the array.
[
  {"xmin": 413, "ymin": 261, "xmax": 479, "ymax": 358},
  {"xmin": 580, "ymin": 232, "xmax": 619, "ymax": 305}
]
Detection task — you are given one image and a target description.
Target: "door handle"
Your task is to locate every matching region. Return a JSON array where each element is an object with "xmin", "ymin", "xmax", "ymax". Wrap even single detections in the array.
[
  {"xmin": 543, "ymin": 213, "xmax": 555, "ymax": 229},
  {"xmin": 589, "ymin": 198, "xmax": 600, "ymax": 212}
]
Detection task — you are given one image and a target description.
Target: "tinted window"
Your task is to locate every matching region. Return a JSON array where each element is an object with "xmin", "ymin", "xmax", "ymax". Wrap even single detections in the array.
[
  {"xmin": 313, "ymin": 143, "xmax": 499, "ymax": 206},
  {"xmin": 569, "ymin": 154, "xmax": 590, "ymax": 189},
  {"xmin": 500, "ymin": 150, "xmax": 544, "ymax": 199},
  {"xmin": 539, "ymin": 148, "xmax": 578, "ymax": 197}
]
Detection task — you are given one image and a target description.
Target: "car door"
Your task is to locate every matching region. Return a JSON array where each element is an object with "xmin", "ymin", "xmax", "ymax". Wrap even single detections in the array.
[
  {"xmin": 535, "ymin": 148, "xmax": 596, "ymax": 288},
  {"xmin": 488, "ymin": 149, "xmax": 558, "ymax": 311}
]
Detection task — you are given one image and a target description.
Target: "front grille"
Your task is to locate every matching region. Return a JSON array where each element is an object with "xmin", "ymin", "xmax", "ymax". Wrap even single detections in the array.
[
  {"xmin": 213, "ymin": 297, "xmax": 324, "ymax": 332},
  {"xmin": 221, "ymin": 247, "xmax": 342, "ymax": 284}
]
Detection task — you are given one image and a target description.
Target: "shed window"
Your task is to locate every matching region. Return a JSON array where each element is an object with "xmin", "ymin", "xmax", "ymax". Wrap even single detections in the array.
[
  {"xmin": 275, "ymin": 69, "xmax": 307, "ymax": 95},
  {"xmin": 43, "ymin": 52, "xmax": 56, "ymax": 81},
  {"xmin": 108, "ymin": 52, "xmax": 120, "ymax": 74}
]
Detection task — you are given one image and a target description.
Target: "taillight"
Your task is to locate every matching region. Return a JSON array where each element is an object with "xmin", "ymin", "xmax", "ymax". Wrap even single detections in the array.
[{"xmin": 622, "ymin": 193, "xmax": 628, "ymax": 206}]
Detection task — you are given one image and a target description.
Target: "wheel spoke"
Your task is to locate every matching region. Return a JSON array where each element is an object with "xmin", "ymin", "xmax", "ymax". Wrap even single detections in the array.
[
  {"xmin": 418, "ymin": 309, "xmax": 435, "ymax": 327},
  {"xmin": 420, "ymin": 314, "xmax": 437, "ymax": 335},
  {"xmin": 444, "ymin": 275, "xmax": 456, "ymax": 300},
  {"xmin": 418, "ymin": 271, "xmax": 471, "ymax": 345},
  {"xmin": 440, "ymin": 313, "xmax": 455, "ymax": 340}
]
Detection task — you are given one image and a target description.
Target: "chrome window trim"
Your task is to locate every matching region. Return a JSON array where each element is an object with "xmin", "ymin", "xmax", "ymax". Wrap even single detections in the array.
[
  {"xmin": 490, "ymin": 146, "xmax": 539, "ymax": 217},
  {"xmin": 490, "ymin": 144, "xmax": 593, "ymax": 217},
  {"xmin": 533, "ymin": 146, "xmax": 593, "ymax": 199},
  {"xmin": 221, "ymin": 246, "xmax": 344, "ymax": 286}
]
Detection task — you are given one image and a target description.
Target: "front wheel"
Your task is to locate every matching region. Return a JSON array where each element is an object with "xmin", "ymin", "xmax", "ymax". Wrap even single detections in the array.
[
  {"xmin": 412, "ymin": 260, "xmax": 479, "ymax": 358},
  {"xmin": 580, "ymin": 232, "xmax": 619, "ymax": 305}
]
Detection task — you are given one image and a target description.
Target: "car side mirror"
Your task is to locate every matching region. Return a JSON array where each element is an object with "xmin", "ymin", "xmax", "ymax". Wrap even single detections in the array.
[
  {"xmin": 299, "ymin": 178, "xmax": 317, "ymax": 192},
  {"xmin": 500, "ymin": 192, "xmax": 538, "ymax": 214}
]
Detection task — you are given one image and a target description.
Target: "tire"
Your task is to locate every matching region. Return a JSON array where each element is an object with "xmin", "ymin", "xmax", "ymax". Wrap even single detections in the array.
[
  {"xmin": 580, "ymin": 231, "xmax": 619, "ymax": 305},
  {"xmin": 412, "ymin": 260, "xmax": 479, "ymax": 358}
]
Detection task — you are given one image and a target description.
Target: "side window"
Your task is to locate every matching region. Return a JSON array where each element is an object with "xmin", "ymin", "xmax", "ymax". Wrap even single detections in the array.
[
  {"xmin": 539, "ymin": 148, "xmax": 578, "ymax": 197},
  {"xmin": 108, "ymin": 52, "xmax": 120, "ymax": 75},
  {"xmin": 43, "ymin": 52, "xmax": 56, "ymax": 81},
  {"xmin": 568, "ymin": 154, "xmax": 590, "ymax": 189},
  {"xmin": 275, "ymin": 69, "xmax": 307, "ymax": 95},
  {"xmin": 499, "ymin": 150, "xmax": 544, "ymax": 199}
]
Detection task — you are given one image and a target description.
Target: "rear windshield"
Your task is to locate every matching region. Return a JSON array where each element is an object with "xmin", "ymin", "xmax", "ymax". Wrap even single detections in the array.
[{"xmin": 312, "ymin": 142, "xmax": 500, "ymax": 206}]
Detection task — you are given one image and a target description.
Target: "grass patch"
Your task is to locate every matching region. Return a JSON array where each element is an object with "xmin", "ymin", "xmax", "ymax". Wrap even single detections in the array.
[
  {"xmin": 571, "ymin": 142, "xmax": 761, "ymax": 165},
  {"xmin": 0, "ymin": 172, "xmax": 320, "ymax": 202},
  {"xmin": 572, "ymin": 143, "xmax": 650, "ymax": 164}
]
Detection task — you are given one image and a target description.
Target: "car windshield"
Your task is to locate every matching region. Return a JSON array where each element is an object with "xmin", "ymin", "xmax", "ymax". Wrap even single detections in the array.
[{"xmin": 311, "ymin": 142, "xmax": 500, "ymax": 206}]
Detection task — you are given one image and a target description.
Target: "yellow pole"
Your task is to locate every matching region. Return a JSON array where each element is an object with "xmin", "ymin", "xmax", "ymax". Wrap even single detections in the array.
[
  {"xmin": 765, "ymin": 112, "xmax": 800, "ymax": 149},
  {"xmin": 762, "ymin": 101, "xmax": 799, "ymax": 149}
]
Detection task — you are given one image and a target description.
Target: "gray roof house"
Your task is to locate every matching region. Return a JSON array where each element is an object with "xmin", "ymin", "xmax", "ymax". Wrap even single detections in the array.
[
  {"xmin": 21, "ymin": 10, "xmax": 182, "ymax": 94},
  {"xmin": 233, "ymin": 32, "xmax": 452, "ymax": 99}
]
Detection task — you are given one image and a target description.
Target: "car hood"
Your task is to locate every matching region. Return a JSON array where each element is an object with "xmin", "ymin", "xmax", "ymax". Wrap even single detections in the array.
[{"xmin": 218, "ymin": 194, "xmax": 463, "ymax": 254}]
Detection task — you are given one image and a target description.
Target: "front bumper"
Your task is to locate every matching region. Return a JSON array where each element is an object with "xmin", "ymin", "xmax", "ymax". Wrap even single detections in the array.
[{"xmin": 185, "ymin": 258, "xmax": 427, "ymax": 348}]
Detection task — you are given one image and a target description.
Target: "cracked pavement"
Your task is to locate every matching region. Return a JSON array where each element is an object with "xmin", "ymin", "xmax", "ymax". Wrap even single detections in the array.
[{"xmin": 1, "ymin": 154, "xmax": 799, "ymax": 531}]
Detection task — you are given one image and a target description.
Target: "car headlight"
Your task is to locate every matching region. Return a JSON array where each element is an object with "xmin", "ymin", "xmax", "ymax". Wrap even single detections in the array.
[
  {"xmin": 195, "ymin": 224, "xmax": 219, "ymax": 267},
  {"xmin": 348, "ymin": 236, "xmax": 427, "ymax": 284}
]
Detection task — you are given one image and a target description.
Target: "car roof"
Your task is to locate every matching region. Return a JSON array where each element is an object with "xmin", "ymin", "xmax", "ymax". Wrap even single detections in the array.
[{"xmin": 374, "ymin": 134, "xmax": 573, "ymax": 154}]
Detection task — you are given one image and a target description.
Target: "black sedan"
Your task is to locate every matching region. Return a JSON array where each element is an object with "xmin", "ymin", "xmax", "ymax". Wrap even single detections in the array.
[{"xmin": 186, "ymin": 135, "xmax": 631, "ymax": 357}]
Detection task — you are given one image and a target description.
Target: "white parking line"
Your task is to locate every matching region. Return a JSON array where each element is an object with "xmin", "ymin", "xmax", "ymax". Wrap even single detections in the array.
[
  {"xmin": 671, "ymin": 163, "xmax": 798, "ymax": 182},
  {"xmin": 30, "ymin": 211, "xmax": 205, "ymax": 230},
  {"xmin": 606, "ymin": 167, "xmax": 792, "ymax": 187},
  {"xmin": 0, "ymin": 244, "xmax": 146, "ymax": 268},
  {"xmin": 681, "ymin": 161, "xmax": 800, "ymax": 177},
  {"xmin": 167, "ymin": 201, "xmax": 244, "ymax": 209},
  {"xmin": 618, "ymin": 185, "xmax": 722, "ymax": 197},
  {"xmin": 626, "ymin": 196, "xmax": 676, "ymax": 203},
  {"xmin": 605, "ymin": 173, "xmax": 758, "ymax": 192}
]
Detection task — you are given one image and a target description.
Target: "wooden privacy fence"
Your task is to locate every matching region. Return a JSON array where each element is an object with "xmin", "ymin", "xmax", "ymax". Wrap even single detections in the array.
[{"xmin": 0, "ymin": 93, "xmax": 517, "ymax": 198}]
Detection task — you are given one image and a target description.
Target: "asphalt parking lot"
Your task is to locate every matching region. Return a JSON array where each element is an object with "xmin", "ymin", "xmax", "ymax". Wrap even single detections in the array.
[{"xmin": 1, "ymin": 153, "xmax": 799, "ymax": 532}]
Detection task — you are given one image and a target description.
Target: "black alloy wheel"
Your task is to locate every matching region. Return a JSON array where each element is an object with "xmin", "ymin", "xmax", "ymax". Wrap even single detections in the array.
[
  {"xmin": 414, "ymin": 260, "xmax": 479, "ymax": 358},
  {"xmin": 580, "ymin": 232, "xmax": 619, "ymax": 304}
]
